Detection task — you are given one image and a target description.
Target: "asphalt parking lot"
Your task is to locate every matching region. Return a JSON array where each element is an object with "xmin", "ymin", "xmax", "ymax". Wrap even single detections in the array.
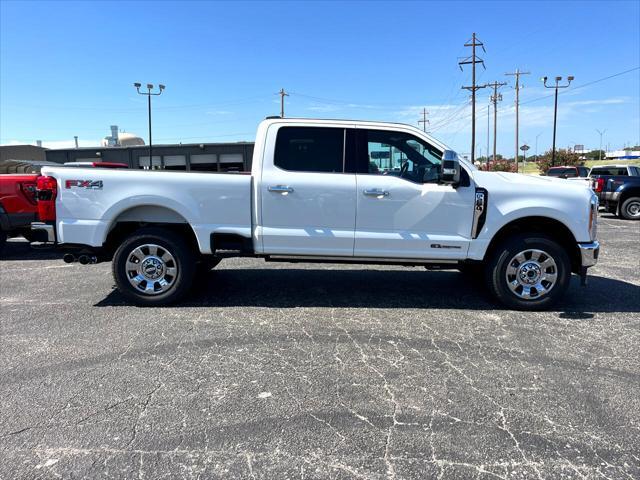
[{"xmin": 1, "ymin": 214, "xmax": 639, "ymax": 480}]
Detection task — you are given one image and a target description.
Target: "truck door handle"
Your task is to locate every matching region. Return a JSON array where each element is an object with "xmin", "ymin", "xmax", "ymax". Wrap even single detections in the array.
[
  {"xmin": 363, "ymin": 188, "xmax": 389, "ymax": 198},
  {"xmin": 268, "ymin": 185, "xmax": 294, "ymax": 194}
]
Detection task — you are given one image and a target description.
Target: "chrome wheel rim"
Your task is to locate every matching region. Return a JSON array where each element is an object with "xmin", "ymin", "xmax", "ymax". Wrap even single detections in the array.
[
  {"xmin": 505, "ymin": 249, "xmax": 558, "ymax": 300},
  {"xmin": 625, "ymin": 200, "xmax": 640, "ymax": 218},
  {"xmin": 125, "ymin": 244, "xmax": 177, "ymax": 295}
]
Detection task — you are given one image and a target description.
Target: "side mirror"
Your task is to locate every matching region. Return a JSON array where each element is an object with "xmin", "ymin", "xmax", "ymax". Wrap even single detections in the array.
[{"xmin": 440, "ymin": 150, "xmax": 460, "ymax": 186}]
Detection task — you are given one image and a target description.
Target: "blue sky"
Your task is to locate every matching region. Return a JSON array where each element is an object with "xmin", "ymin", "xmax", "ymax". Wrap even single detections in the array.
[{"xmin": 1, "ymin": 0, "xmax": 638, "ymax": 157}]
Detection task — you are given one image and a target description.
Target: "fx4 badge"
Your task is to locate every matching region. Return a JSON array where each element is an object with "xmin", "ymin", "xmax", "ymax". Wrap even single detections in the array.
[
  {"xmin": 431, "ymin": 243, "xmax": 461, "ymax": 249},
  {"xmin": 65, "ymin": 180, "xmax": 103, "ymax": 190}
]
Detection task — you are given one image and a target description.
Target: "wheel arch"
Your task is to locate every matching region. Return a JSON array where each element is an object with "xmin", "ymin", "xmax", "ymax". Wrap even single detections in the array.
[
  {"xmin": 103, "ymin": 205, "xmax": 201, "ymax": 257},
  {"xmin": 483, "ymin": 216, "xmax": 581, "ymax": 274},
  {"xmin": 619, "ymin": 187, "xmax": 640, "ymax": 206}
]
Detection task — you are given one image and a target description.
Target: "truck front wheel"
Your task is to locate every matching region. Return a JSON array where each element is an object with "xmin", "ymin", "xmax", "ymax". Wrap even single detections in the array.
[
  {"xmin": 112, "ymin": 227, "xmax": 195, "ymax": 306},
  {"xmin": 486, "ymin": 234, "xmax": 571, "ymax": 310}
]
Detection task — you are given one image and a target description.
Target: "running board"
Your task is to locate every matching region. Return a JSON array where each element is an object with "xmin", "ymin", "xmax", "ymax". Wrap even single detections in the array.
[{"xmin": 264, "ymin": 255, "xmax": 459, "ymax": 267}]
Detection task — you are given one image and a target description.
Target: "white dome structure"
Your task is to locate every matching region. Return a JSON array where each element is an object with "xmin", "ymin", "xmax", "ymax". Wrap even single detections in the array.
[
  {"xmin": 118, "ymin": 132, "xmax": 145, "ymax": 146},
  {"xmin": 101, "ymin": 125, "xmax": 145, "ymax": 147}
]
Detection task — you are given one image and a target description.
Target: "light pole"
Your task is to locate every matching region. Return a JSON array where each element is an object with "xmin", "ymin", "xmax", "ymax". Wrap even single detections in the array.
[
  {"xmin": 134, "ymin": 83, "xmax": 165, "ymax": 167},
  {"xmin": 542, "ymin": 75, "xmax": 574, "ymax": 167},
  {"xmin": 535, "ymin": 132, "xmax": 542, "ymax": 164},
  {"xmin": 596, "ymin": 129, "xmax": 606, "ymax": 161}
]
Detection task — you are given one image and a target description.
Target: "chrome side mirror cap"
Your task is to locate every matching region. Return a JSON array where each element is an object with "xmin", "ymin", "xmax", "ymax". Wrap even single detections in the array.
[{"xmin": 440, "ymin": 150, "xmax": 461, "ymax": 186}]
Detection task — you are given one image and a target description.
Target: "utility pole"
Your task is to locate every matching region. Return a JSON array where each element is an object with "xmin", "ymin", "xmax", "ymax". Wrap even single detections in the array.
[
  {"xmin": 505, "ymin": 69, "xmax": 530, "ymax": 172},
  {"xmin": 418, "ymin": 108, "xmax": 429, "ymax": 132},
  {"xmin": 486, "ymin": 103, "xmax": 490, "ymax": 164},
  {"xmin": 279, "ymin": 88, "xmax": 289, "ymax": 118},
  {"xmin": 596, "ymin": 129, "xmax": 606, "ymax": 161},
  {"xmin": 487, "ymin": 81, "xmax": 507, "ymax": 162},
  {"xmin": 134, "ymin": 83, "xmax": 165, "ymax": 167},
  {"xmin": 542, "ymin": 75, "xmax": 574, "ymax": 166},
  {"xmin": 459, "ymin": 33, "xmax": 487, "ymax": 163}
]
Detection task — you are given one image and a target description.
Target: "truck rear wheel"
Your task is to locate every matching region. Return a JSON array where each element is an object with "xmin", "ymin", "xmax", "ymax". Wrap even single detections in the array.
[
  {"xmin": 112, "ymin": 227, "xmax": 195, "ymax": 306},
  {"xmin": 486, "ymin": 234, "xmax": 571, "ymax": 310},
  {"xmin": 620, "ymin": 197, "xmax": 640, "ymax": 220}
]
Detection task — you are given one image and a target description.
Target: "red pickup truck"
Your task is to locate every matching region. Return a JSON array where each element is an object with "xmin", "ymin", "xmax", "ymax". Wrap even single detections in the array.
[
  {"xmin": 0, "ymin": 174, "xmax": 39, "ymax": 252},
  {"xmin": 0, "ymin": 161, "xmax": 129, "ymax": 254}
]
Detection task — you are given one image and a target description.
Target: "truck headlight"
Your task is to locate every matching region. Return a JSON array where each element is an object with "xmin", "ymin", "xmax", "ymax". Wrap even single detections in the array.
[{"xmin": 589, "ymin": 194, "xmax": 598, "ymax": 241}]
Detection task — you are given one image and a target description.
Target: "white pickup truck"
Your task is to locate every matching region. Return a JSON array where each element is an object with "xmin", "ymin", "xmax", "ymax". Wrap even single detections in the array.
[{"xmin": 32, "ymin": 118, "xmax": 600, "ymax": 309}]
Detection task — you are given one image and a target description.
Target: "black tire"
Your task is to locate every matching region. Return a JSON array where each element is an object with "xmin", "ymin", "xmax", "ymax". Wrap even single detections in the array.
[
  {"xmin": 112, "ymin": 227, "xmax": 196, "ymax": 306},
  {"xmin": 486, "ymin": 234, "xmax": 571, "ymax": 310},
  {"xmin": 620, "ymin": 196, "xmax": 640, "ymax": 220},
  {"xmin": 0, "ymin": 230, "xmax": 6, "ymax": 256}
]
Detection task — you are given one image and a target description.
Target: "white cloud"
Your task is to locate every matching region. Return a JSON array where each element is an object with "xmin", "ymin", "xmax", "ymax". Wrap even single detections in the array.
[
  {"xmin": 394, "ymin": 104, "xmax": 464, "ymax": 119},
  {"xmin": 1, "ymin": 139, "xmax": 100, "ymax": 148},
  {"xmin": 566, "ymin": 97, "xmax": 628, "ymax": 107},
  {"xmin": 306, "ymin": 103, "xmax": 340, "ymax": 113}
]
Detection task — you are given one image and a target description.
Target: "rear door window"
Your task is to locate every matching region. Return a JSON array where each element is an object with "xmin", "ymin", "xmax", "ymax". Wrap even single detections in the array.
[
  {"xmin": 547, "ymin": 167, "xmax": 576, "ymax": 177},
  {"xmin": 274, "ymin": 127, "xmax": 344, "ymax": 173}
]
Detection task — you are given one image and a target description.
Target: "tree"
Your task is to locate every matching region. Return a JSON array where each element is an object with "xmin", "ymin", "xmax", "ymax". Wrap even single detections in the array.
[
  {"xmin": 585, "ymin": 150, "xmax": 606, "ymax": 161},
  {"xmin": 537, "ymin": 149, "xmax": 581, "ymax": 173}
]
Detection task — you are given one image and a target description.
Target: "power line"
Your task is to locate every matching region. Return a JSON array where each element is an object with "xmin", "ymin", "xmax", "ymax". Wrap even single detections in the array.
[
  {"xmin": 520, "ymin": 66, "xmax": 639, "ymax": 107},
  {"xmin": 431, "ymin": 66, "xmax": 640, "ymax": 130},
  {"xmin": 427, "ymin": 101, "xmax": 472, "ymax": 132}
]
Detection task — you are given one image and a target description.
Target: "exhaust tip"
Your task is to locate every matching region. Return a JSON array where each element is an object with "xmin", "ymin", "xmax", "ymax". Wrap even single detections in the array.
[
  {"xmin": 63, "ymin": 253, "xmax": 75, "ymax": 264},
  {"xmin": 78, "ymin": 255, "xmax": 97, "ymax": 265}
]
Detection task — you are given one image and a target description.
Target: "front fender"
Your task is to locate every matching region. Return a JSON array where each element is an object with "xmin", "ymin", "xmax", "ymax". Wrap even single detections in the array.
[{"xmin": 467, "ymin": 205, "xmax": 590, "ymax": 261}]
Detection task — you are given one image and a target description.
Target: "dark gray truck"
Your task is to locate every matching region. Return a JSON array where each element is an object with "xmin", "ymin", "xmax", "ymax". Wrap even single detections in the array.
[{"xmin": 593, "ymin": 174, "xmax": 640, "ymax": 220}]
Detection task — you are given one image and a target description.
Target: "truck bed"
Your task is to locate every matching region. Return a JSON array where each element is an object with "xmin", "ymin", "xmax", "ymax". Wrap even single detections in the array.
[{"xmin": 41, "ymin": 167, "xmax": 253, "ymax": 253}]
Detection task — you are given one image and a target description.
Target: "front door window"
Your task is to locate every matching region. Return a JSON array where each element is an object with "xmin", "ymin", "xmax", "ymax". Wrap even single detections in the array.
[{"xmin": 365, "ymin": 130, "xmax": 442, "ymax": 184}]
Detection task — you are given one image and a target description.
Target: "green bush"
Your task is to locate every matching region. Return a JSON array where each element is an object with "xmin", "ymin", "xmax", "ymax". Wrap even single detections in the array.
[
  {"xmin": 537, "ymin": 149, "xmax": 581, "ymax": 173},
  {"xmin": 478, "ymin": 159, "xmax": 517, "ymax": 172}
]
